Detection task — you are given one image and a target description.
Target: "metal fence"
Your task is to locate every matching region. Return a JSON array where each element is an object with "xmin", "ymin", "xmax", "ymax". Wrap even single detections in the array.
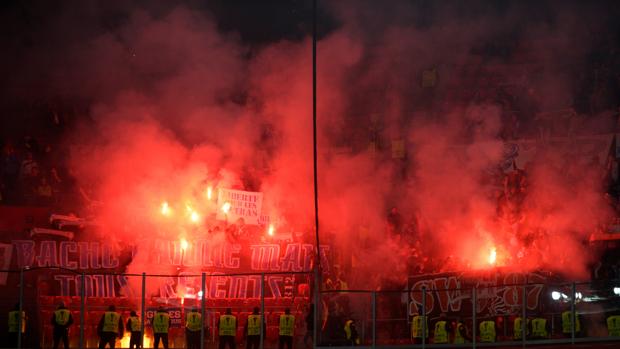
[
  {"xmin": 2, "ymin": 267, "xmax": 314, "ymax": 349},
  {"xmin": 316, "ymin": 279, "xmax": 620, "ymax": 348}
]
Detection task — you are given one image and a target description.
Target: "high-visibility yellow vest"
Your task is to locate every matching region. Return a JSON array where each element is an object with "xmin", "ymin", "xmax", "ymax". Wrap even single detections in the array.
[
  {"xmin": 186, "ymin": 312, "xmax": 202, "ymax": 331},
  {"xmin": 531, "ymin": 318, "xmax": 548, "ymax": 338},
  {"xmin": 607, "ymin": 315, "xmax": 620, "ymax": 337},
  {"xmin": 513, "ymin": 317, "xmax": 530, "ymax": 339},
  {"xmin": 102, "ymin": 312, "xmax": 120, "ymax": 333},
  {"xmin": 479, "ymin": 321, "xmax": 496, "ymax": 343},
  {"xmin": 279, "ymin": 314, "xmax": 295, "ymax": 336},
  {"xmin": 454, "ymin": 322, "xmax": 465, "ymax": 344},
  {"xmin": 8, "ymin": 311, "xmax": 26, "ymax": 333},
  {"xmin": 344, "ymin": 320, "xmax": 360, "ymax": 344},
  {"xmin": 433, "ymin": 321, "xmax": 448, "ymax": 343},
  {"xmin": 411, "ymin": 315, "xmax": 428, "ymax": 339},
  {"xmin": 219, "ymin": 315, "xmax": 236, "ymax": 336},
  {"xmin": 247, "ymin": 315, "xmax": 261, "ymax": 336},
  {"xmin": 153, "ymin": 312, "xmax": 170, "ymax": 334},
  {"xmin": 54, "ymin": 309, "xmax": 71, "ymax": 326},
  {"xmin": 561, "ymin": 311, "xmax": 580, "ymax": 333},
  {"xmin": 129, "ymin": 316, "xmax": 141, "ymax": 332}
]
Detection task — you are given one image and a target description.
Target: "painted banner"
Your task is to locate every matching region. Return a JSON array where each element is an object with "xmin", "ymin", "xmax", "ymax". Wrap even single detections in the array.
[
  {"xmin": 10, "ymin": 239, "xmax": 329, "ymax": 298},
  {"xmin": 0, "ymin": 243, "xmax": 12, "ymax": 285},
  {"xmin": 216, "ymin": 188, "xmax": 263, "ymax": 225},
  {"xmin": 408, "ymin": 270, "xmax": 558, "ymax": 318},
  {"xmin": 145, "ymin": 307, "xmax": 183, "ymax": 328}
]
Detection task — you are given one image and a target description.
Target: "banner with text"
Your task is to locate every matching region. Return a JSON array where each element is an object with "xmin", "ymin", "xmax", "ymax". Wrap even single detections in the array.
[{"xmin": 216, "ymin": 188, "xmax": 263, "ymax": 225}]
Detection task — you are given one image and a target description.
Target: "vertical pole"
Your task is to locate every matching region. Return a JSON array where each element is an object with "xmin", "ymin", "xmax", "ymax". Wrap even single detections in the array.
[
  {"xmin": 17, "ymin": 267, "xmax": 24, "ymax": 349},
  {"xmin": 201, "ymin": 273, "xmax": 206, "ymax": 349},
  {"xmin": 521, "ymin": 284, "xmax": 527, "ymax": 348},
  {"xmin": 260, "ymin": 273, "xmax": 266, "ymax": 349},
  {"xmin": 79, "ymin": 272, "xmax": 85, "ymax": 349},
  {"xmin": 313, "ymin": 268, "xmax": 319, "ymax": 348},
  {"xmin": 571, "ymin": 282, "xmax": 576, "ymax": 344},
  {"xmin": 371, "ymin": 291, "xmax": 376, "ymax": 349},
  {"xmin": 472, "ymin": 287, "xmax": 477, "ymax": 349},
  {"xmin": 421, "ymin": 287, "xmax": 426, "ymax": 349},
  {"xmin": 141, "ymin": 273, "xmax": 146, "ymax": 349}
]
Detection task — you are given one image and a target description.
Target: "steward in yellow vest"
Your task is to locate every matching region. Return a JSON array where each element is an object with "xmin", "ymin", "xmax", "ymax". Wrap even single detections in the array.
[
  {"xmin": 411, "ymin": 314, "xmax": 428, "ymax": 343},
  {"xmin": 153, "ymin": 307, "xmax": 171, "ymax": 349},
  {"xmin": 279, "ymin": 308, "xmax": 295, "ymax": 349},
  {"xmin": 185, "ymin": 307, "xmax": 202, "ymax": 349},
  {"xmin": 513, "ymin": 316, "xmax": 529, "ymax": 340},
  {"xmin": 219, "ymin": 308, "xmax": 237, "ymax": 349},
  {"xmin": 479, "ymin": 320, "xmax": 496, "ymax": 343},
  {"xmin": 432, "ymin": 314, "xmax": 450, "ymax": 344},
  {"xmin": 125, "ymin": 310, "xmax": 142, "ymax": 349},
  {"xmin": 245, "ymin": 307, "xmax": 264, "ymax": 349},
  {"xmin": 7, "ymin": 303, "xmax": 26, "ymax": 348},
  {"xmin": 453, "ymin": 321, "xmax": 469, "ymax": 344},
  {"xmin": 97, "ymin": 305, "xmax": 123, "ymax": 349},
  {"xmin": 607, "ymin": 315, "xmax": 620, "ymax": 337},
  {"xmin": 52, "ymin": 302, "xmax": 73, "ymax": 349},
  {"xmin": 531, "ymin": 317, "xmax": 548, "ymax": 339},
  {"xmin": 344, "ymin": 319, "xmax": 360, "ymax": 345},
  {"xmin": 561, "ymin": 311, "xmax": 581, "ymax": 336}
]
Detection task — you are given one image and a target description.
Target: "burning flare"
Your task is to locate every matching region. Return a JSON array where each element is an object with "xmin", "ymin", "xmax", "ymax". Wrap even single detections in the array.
[
  {"xmin": 267, "ymin": 224, "xmax": 275, "ymax": 236},
  {"xmin": 488, "ymin": 247, "xmax": 497, "ymax": 265},
  {"xmin": 221, "ymin": 202, "xmax": 231, "ymax": 214},
  {"xmin": 206, "ymin": 186, "xmax": 213, "ymax": 200},
  {"xmin": 160, "ymin": 201, "xmax": 171, "ymax": 216},
  {"xmin": 180, "ymin": 238, "xmax": 189, "ymax": 251}
]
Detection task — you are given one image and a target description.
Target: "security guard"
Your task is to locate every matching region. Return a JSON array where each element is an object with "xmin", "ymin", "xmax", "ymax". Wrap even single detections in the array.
[
  {"xmin": 432, "ymin": 313, "xmax": 449, "ymax": 344},
  {"xmin": 344, "ymin": 318, "xmax": 359, "ymax": 346},
  {"xmin": 8, "ymin": 303, "xmax": 26, "ymax": 348},
  {"xmin": 479, "ymin": 319, "xmax": 496, "ymax": 343},
  {"xmin": 453, "ymin": 319, "xmax": 469, "ymax": 344},
  {"xmin": 607, "ymin": 314, "xmax": 620, "ymax": 337},
  {"xmin": 411, "ymin": 313, "xmax": 428, "ymax": 344},
  {"xmin": 531, "ymin": 316, "xmax": 549, "ymax": 339},
  {"xmin": 125, "ymin": 310, "xmax": 142, "ymax": 349},
  {"xmin": 97, "ymin": 305, "xmax": 123, "ymax": 349},
  {"xmin": 52, "ymin": 302, "xmax": 73, "ymax": 349},
  {"xmin": 153, "ymin": 306, "xmax": 170, "ymax": 349},
  {"xmin": 218, "ymin": 308, "xmax": 237, "ymax": 349},
  {"xmin": 561, "ymin": 310, "xmax": 581, "ymax": 337},
  {"xmin": 245, "ymin": 307, "xmax": 264, "ymax": 349},
  {"xmin": 513, "ymin": 316, "xmax": 529, "ymax": 340},
  {"xmin": 278, "ymin": 308, "xmax": 295, "ymax": 349},
  {"xmin": 185, "ymin": 307, "xmax": 202, "ymax": 349}
]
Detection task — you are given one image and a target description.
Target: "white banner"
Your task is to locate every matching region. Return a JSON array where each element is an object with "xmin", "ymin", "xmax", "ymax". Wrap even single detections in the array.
[
  {"xmin": 216, "ymin": 188, "xmax": 263, "ymax": 225},
  {"xmin": 0, "ymin": 243, "xmax": 12, "ymax": 285}
]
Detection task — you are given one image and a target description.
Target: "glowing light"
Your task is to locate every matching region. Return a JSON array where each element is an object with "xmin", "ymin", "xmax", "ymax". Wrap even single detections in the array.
[
  {"xmin": 120, "ymin": 334, "xmax": 152, "ymax": 348},
  {"xmin": 488, "ymin": 247, "xmax": 497, "ymax": 265},
  {"xmin": 181, "ymin": 297, "xmax": 185, "ymax": 305},
  {"xmin": 197, "ymin": 290, "xmax": 203, "ymax": 298},
  {"xmin": 551, "ymin": 291, "xmax": 561, "ymax": 300},
  {"xmin": 575, "ymin": 292, "xmax": 583, "ymax": 300},
  {"xmin": 221, "ymin": 202, "xmax": 231, "ymax": 214},
  {"xmin": 614, "ymin": 287, "xmax": 620, "ymax": 296},
  {"xmin": 267, "ymin": 224, "xmax": 275, "ymax": 236},
  {"xmin": 180, "ymin": 238, "xmax": 189, "ymax": 251},
  {"xmin": 190, "ymin": 211, "xmax": 200, "ymax": 223},
  {"xmin": 160, "ymin": 201, "xmax": 171, "ymax": 216},
  {"xmin": 206, "ymin": 186, "xmax": 213, "ymax": 200}
]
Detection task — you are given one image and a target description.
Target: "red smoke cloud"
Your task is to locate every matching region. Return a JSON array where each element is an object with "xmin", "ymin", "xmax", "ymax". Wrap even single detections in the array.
[{"xmin": 7, "ymin": 1, "xmax": 612, "ymax": 289}]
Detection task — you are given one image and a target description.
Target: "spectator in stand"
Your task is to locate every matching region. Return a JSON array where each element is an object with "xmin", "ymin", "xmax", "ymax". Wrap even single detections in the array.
[
  {"xmin": 387, "ymin": 207, "xmax": 403, "ymax": 237},
  {"xmin": 37, "ymin": 176, "xmax": 53, "ymax": 205}
]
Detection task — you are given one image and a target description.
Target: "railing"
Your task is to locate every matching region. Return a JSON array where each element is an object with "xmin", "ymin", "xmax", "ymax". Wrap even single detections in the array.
[
  {"xmin": 316, "ymin": 279, "xmax": 620, "ymax": 348},
  {"xmin": 3, "ymin": 267, "xmax": 313, "ymax": 349}
]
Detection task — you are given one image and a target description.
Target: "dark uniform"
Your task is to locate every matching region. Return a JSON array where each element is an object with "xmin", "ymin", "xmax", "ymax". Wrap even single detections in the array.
[
  {"xmin": 97, "ymin": 305, "xmax": 124, "ymax": 349},
  {"xmin": 52, "ymin": 303, "xmax": 73, "ymax": 349}
]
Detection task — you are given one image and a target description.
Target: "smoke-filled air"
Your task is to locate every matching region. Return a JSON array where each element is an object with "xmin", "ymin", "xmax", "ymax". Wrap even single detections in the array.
[{"xmin": 6, "ymin": 0, "xmax": 618, "ymax": 291}]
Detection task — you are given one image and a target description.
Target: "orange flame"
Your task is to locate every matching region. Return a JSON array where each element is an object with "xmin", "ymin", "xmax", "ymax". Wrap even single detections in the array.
[
  {"xmin": 488, "ymin": 247, "xmax": 497, "ymax": 265},
  {"xmin": 267, "ymin": 224, "xmax": 275, "ymax": 236},
  {"xmin": 180, "ymin": 238, "xmax": 189, "ymax": 251},
  {"xmin": 206, "ymin": 186, "xmax": 213, "ymax": 200},
  {"xmin": 160, "ymin": 201, "xmax": 171, "ymax": 216}
]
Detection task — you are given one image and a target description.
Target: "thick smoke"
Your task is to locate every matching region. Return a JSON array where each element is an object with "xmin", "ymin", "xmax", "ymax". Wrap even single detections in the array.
[{"xmin": 5, "ymin": 1, "xmax": 618, "ymax": 291}]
